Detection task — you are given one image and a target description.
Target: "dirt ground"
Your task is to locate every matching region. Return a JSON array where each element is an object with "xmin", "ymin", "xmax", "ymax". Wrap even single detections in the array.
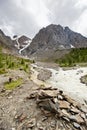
[{"xmin": 0, "ymin": 65, "xmax": 87, "ymax": 130}]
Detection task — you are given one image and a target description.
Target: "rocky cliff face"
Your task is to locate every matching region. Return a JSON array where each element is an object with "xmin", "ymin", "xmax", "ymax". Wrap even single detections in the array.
[
  {"xmin": 25, "ymin": 24, "xmax": 87, "ymax": 60},
  {"xmin": 0, "ymin": 29, "xmax": 18, "ymax": 54},
  {"xmin": 13, "ymin": 35, "xmax": 31, "ymax": 49}
]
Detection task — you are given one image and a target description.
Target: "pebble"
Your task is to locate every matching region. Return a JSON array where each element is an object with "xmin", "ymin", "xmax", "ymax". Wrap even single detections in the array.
[
  {"xmin": 57, "ymin": 95, "xmax": 63, "ymax": 100},
  {"xmin": 73, "ymin": 122, "xmax": 80, "ymax": 129}
]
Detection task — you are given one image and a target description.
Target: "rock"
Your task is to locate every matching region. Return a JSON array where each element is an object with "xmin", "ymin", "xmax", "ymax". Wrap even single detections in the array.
[
  {"xmin": 73, "ymin": 122, "xmax": 80, "ymax": 129},
  {"xmin": 9, "ymin": 77, "xmax": 13, "ymax": 83},
  {"xmin": 27, "ymin": 91, "xmax": 38, "ymax": 99},
  {"xmin": 19, "ymin": 114, "xmax": 27, "ymax": 122},
  {"xmin": 37, "ymin": 69, "xmax": 52, "ymax": 81},
  {"xmin": 8, "ymin": 96, "xmax": 13, "ymax": 99},
  {"xmin": 26, "ymin": 118, "xmax": 36, "ymax": 128},
  {"xmin": 27, "ymin": 88, "xmax": 87, "ymax": 129},
  {"xmin": 80, "ymin": 113, "xmax": 86, "ymax": 119},
  {"xmin": 62, "ymin": 117, "xmax": 70, "ymax": 122},
  {"xmin": 12, "ymin": 128, "xmax": 16, "ymax": 130},
  {"xmin": 38, "ymin": 127, "xmax": 45, "ymax": 130},
  {"xmin": 57, "ymin": 95, "xmax": 63, "ymax": 100},
  {"xmin": 59, "ymin": 90, "xmax": 63, "ymax": 95},
  {"xmin": 38, "ymin": 90, "xmax": 58, "ymax": 99},
  {"xmin": 61, "ymin": 109, "xmax": 70, "ymax": 117},
  {"xmin": 37, "ymin": 87, "xmax": 57, "ymax": 90},
  {"xmin": 59, "ymin": 101, "xmax": 70, "ymax": 109},
  {"xmin": 41, "ymin": 116, "xmax": 48, "ymax": 121},
  {"xmin": 37, "ymin": 99, "xmax": 59, "ymax": 114},
  {"xmin": 28, "ymin": 89, "xmax": 58, "ymax": 99},
  {"xmin": 70, "ymin": 114, "xmax": 84, "ymax": 124},
  {"xmin": 70, "ymin": 106, "xmax": 80, "ymax": 114},
  {"xmin": 86, "ymin": 113, "xmax": 87, "ymax": 118},
  {"xmin": 80, "ymin": 106, "xmax": 87, "ymax": 113},
  {"xmin": 15, "ymin": 113, "xmax": 27, "ymax": 123},
  {"xmin": 63, "ymin": 94, "xmax": 79, "ymax": 107},
  {"xmin": 27, "ymin": 24, "xmax": 87, "ymax": 59},
  {"xmin": 50, "ymin": 120, "xmax": 56, "ymax": 128},
  {"xmin": 1, "ymin": 89, "xmax": 6, "ymax": 93}
]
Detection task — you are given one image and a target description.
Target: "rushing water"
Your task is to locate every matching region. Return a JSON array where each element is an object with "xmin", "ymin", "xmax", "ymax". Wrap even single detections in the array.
[
  {"xmin": 46, "ymin": 67, "xmax": 87, "ymax": 103},
  {"xmin": 31, "ymin": 63, "xmax": 87, "ymax": 104}
]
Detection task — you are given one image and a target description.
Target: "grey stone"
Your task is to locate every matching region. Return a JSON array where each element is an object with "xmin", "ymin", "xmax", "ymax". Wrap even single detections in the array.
[{"xmin": 73, "ymin": 122, "xmax": 80, "ymax": 129}]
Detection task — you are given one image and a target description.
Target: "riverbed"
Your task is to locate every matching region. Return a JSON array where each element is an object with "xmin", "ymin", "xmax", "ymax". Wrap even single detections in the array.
[{"xmin": 31, "ymin": 63, "xmax": 87, "ymax": 105}]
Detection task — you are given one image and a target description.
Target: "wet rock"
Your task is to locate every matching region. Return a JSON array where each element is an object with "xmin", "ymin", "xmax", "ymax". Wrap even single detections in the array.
[{"xmin": 37, "ymin": 69, "xmax": 52, "ymax": 81}]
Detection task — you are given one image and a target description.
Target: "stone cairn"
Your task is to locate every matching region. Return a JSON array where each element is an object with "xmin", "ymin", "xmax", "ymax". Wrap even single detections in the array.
[{"xmin": 28, "ymin": 87, "xmax": 87, "ymax": 130}]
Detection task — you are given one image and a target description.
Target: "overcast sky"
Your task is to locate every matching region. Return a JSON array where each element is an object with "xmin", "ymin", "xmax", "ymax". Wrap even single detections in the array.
[{"xmin": 0, "ymin": 0, "xmax": 87, "ymax": 38}]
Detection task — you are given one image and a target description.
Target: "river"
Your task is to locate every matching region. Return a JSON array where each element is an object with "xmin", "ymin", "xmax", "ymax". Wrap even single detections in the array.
[{"xmin": 31, "ymin": 63, "xmax": 87, "ymax": 105}]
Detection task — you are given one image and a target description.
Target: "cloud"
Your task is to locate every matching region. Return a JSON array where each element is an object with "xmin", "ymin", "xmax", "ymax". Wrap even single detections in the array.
[{"xmin": 0, "ymin": 0, "xmax": 87, "ymax": 38}]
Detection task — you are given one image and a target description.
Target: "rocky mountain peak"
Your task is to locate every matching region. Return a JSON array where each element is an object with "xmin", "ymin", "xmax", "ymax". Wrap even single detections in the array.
[
  {"xmin": 0, "ymin": 29, "xmax": 18, "ymax": 54},
  {"xmin": 29, "ymin": 24, "xmax": 87, "ymax": 50},
  {"xmin": 0, "ymin": 29, "xmax": 5, "ymax": 36},
  {"xmin": 24, "ymin": 24, "xmax": 87, "ymax": 60}
]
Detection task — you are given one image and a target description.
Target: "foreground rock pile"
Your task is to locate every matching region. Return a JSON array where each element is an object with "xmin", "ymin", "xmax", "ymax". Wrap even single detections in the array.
[{"xmin": 28, "ymin": 87, "xmax": 87, "ymax": 130}]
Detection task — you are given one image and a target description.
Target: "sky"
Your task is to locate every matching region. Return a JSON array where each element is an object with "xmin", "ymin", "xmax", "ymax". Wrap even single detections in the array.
[{"xmin": 0, "ymin": 0, "xmax": 87, "ymax": 38}]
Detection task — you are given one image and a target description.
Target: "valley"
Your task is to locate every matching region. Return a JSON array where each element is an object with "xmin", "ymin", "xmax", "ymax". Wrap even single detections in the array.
[{"xmin": 0, "ymin": 25, "xmax": 87, "ymax": 130}]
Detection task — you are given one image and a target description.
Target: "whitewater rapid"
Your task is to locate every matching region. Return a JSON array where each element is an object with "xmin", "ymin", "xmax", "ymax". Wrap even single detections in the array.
[
  {"xmin": 46, "ymin": 67, "xmax": 87, "ymax": 103},
  {"xmin": 31, "ymin": 63, "xmax": 87, "ymax": 104}
]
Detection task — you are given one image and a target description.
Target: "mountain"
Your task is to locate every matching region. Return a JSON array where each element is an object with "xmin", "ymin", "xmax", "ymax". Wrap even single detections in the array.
[
  {"xmin": 13, "ymin": 35, "xmax": 31, "ymax": 49},
  {"xmin": 0, "ymin": 29, "xmax": 18, "ymax": 54},
  {"xmin": 25, "ymin": 24, "xmax": 87, "ymax": 61}
]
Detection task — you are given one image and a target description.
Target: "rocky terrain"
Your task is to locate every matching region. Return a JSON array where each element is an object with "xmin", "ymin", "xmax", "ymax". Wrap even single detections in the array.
[
  {"xmin": 0, "ymin": 30, "xmax": 18, "ymax": 54},
  {"xmin": 0, "ymin": 26, "xmax": 87, "ymax": 130},
  {"xmin": 0, "ymin": 29, "xmax": 31, "ymax": 56},
  {"xmin": 0, "ymin": 63, "xmax": 87, "ymax": 130},
  {"xmin": 24, "ymin": 24, "xmax": 87, "ymax": 60},
  {"xmin": 13, "ymin": 35, "xmax": 31, "ymax": 50}
]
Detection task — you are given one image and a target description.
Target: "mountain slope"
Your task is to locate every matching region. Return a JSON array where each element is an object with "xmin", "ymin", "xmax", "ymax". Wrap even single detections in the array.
[
  {"xmin": 25, "ymin": 24, "xmax": 87, "ymax": 61},
  {"xmin": 0, "ymin": 29, "xmax": 17, "ymax": 54},
  {"xmin": 13, "ymin": 35, "xmax": 31, "ymax": 49}
]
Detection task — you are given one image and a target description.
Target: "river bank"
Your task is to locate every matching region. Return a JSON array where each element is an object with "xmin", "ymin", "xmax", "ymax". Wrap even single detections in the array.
[{"xmin": 31, "ymin": 62, "xmax": 87, "ymax": 106}]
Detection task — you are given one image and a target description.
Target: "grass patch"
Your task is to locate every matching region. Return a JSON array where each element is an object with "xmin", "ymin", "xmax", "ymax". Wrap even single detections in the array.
[{"xmin": 4, "ymin": 78, "xmax": 23, "ymax": 90}]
